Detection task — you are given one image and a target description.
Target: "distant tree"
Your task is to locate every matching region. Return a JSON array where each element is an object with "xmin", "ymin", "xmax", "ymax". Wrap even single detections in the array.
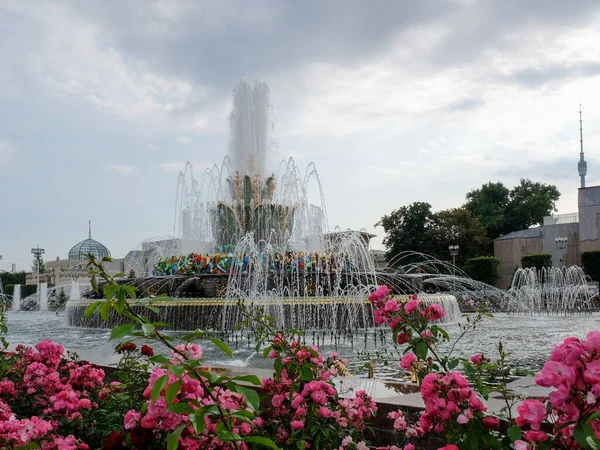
[
  {"xmin": 56, "ymin": 288, "xmax": 68, "ymax": 307},
  {"xmin": 377, "ymin": 204, "xmax": 488, "ymax": 266},
  {"xmin": 376, "ymin": 202, "xmax": 434, "ymax": 262},
  {"xmin": 427, "ymin": 208, "xmax": 489, "ymax": 267},
  {"xmin": 0, "ymin": 271, "xmax": 28, "ymax": 286},
  {"xmin": 466, "ymin": 178, "xmax": 560, "ymax": 239},
  {"xmin": 465, "ymin": 182, "xmax": 509, "ymax": 239},
  {"xmin": 31, "ymin": 255, "xmax": 46, "ymax": 275},
  {"xmin": 506, "ymin": 179, "xmax": 560, "ymax": 232}
]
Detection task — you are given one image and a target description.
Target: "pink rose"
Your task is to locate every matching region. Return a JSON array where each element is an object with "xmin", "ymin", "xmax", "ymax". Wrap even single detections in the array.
[
  {"xmin": 482, "ymin": 416, "xmax": 500, "ymax": 429},
  {"xmin": 400, "ymin": 352, "xmax": 416, "ymax": 370},
  {"xmin": 290, "ymin": 420, "xmax": 305, "ymax": 430},
  {"xmin": 516, "ymin": 399, "xmax": 547, "ymax": 431},
  {"xmin": 124, "ymin": 409, "xmax": 141, "ymax": 430},
  {"xmin": 404, "ymin": 299, "xmax": 420, "ymax": 313}
]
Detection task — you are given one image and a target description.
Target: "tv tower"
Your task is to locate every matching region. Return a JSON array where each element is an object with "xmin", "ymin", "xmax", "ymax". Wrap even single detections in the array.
[{"xmin": 578, "ymin": 105, "xmax": 587, "ymax": 188}]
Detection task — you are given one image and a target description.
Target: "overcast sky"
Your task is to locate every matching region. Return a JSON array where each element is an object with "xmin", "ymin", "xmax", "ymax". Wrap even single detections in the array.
[{"xmin": 1, "ymin": 0, "xmax": 600, "ymax": 271}]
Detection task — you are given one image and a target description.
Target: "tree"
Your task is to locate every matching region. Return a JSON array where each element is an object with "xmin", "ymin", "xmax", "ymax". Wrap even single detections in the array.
[
  {"xmin": 427, "ymin": 208, "xmax": 489, "ymax": 267},
  {"xmin": 465, "ymin": 182, "xmax": 509, "ymax": 239},
  {"xmin": 0, "ymin": 271, "xmax": 28, "ymax": 286},
  {"xmin": 31, "ymin": 255, "xmax": 45, "ymax": 275},
  {"xmin": 376, "ymin": 204, "xmax": 488, "ymax": 266},
  {"xmin": 465, "ymin": 179, "xmax": 560, "ymax": 239},
  {"xmin": 376, "ymin": 202, "xmax": 434, "ymax": 262},
  {"xmin": 507, "ymin": 179, "xmax": 560, "ymax": 232}
]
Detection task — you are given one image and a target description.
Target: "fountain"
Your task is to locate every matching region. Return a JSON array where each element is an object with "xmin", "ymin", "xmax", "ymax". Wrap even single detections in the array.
[
  {"xmin": 504, "ymin": 266, "xmax": 594, "ymax": 314},
  {"xmin": 12, "ymin": 284, "xmax": 20, "ymax": 312},
  {"xmin": 66, "ymin": 79, "xmax": 463, "ymax": 331}
]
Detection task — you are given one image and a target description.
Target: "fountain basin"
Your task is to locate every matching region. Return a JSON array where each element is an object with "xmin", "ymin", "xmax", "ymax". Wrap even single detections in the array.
[{"xmin": 65, "ymin": 294, "xmax": 459, "ymax": 330}]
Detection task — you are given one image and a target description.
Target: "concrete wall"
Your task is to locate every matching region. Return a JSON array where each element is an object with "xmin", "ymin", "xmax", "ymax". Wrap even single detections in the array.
[
  {"xmin": 541, "ymin": 223, "xmax": 580, "ymax": 267},
  {"xmin": 494, "ymin": 237, "xmax": 543, "ymax": 289},
  {"xmin": 579, "ymin": 186, "xmax": 600, "ymax": 253}
]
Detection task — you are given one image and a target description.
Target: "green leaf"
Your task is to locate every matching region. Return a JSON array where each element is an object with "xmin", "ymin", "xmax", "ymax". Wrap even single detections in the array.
[
  {"xmin": 100, "ymin": 301, "xmax": 112, "ymax": 322},
  {"xmin": 209, "ymin": 338, "xmax": 233, "ymax": 359},
  {"xmin": 165, "ymin": 381, "xmax": 181, "ymax": 405},
  {"xmin": 168, "ymin": 402, "xmax": 195, "ymax": 414},
  {"xmin": 102, "ymin": 255, "xmax": 113, "ymax": 262},
  {"xmin": 507, "ymin": 425, "xmax": 522, "ymax": 442},
  {"xmin": 236, "ymin": 385, "xmax": 260, "ymax": 411},
  {"xmin": 231, "ymin": 374, "xmax": 261, "ymax": 385},
  {"xmin": 168, "ymin": 364, "xmax": 186, "ymax": 378},
  {"xmin": 151, "ymin": 375, "xmax": 169, "ymax": 402},
  {"xmin": 142, "ymin": 323, "xmax": 155, "ymax": 336},
  {"xmin": 150, "ymin": 355, "xmax": 171, "ymax": 364},
  {"xmin": 301, "ymin": 366, "xmax": 314, "ymax": 382},
  {"xmin": 587, "ymin": 410, "xmax": 600, "ymax": 423},
  {"xmin": 262, "ymin": 346, "xmax": 272, "ymax": 359},
  {"xmin": 244, "ymin": 436, "xmax": 280, "ymax": 449},
  {"xmin": 84, "ymin": 301, "xmax": 102, "ymax": 319},
  {"xmin": 167, "ymin": 424, "xmax": 185, "ymax": 450},
  {"xmin": 116, "ymin": 289, "xmax": 126, "ymax": 314},
  {"xmin": 438, "ymin": 327, "xmax": 450, "ymax": 341},
  {"xmin": 575, "ymin": 423, "xmax": 600, "ymax": 450},
  {"xmin": 448, "ymin": 358, "xmax": 459, "ymax": 370},
  {"xmin": 145, "ymin": 305, "xmax": 160, "ymax": 313},
  {"xmin": 230, "ymin": 409, "xmax": 255, "ymax": 419},
  {"xmin": 104, "ymin": 284, "xmax": 119, "ymax": 300},
  {"xmin": 110, "ymin": 323, "xmax": 135, "ymax": 340},
  {"xmin": 216, "ymin": 430, "xmax": 242, "ymax": 442},
  {"xmin": 91, "ymin": 275, "xmax": 99, "ymax": 293},
  {"xmin": 414, "ymin": 340, "xmax": 428, "ymax": 360},
  {"xmin": 123, "ymin": 285, "xmax": 138, "ymax": 300},
  {"xmin": 188, "ymin": 413, "xmax": 206, "ymax": 434}
]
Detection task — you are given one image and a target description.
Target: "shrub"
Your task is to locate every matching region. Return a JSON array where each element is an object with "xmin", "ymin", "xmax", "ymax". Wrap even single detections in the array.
[
  {"xmin": 521, "ymin": 253, "xmax": 552, "ymax": 270},
  {"xmin": 466, "ymin": 256, "xmax": 500, "ymax": 286},
  {"xmin": 582, "ymin": 250, "xmax": 600, "ymax": 282}
]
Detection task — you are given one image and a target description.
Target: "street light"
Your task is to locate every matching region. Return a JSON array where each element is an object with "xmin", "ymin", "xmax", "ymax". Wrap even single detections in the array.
[
  {"xmin": 449, "ymin": 245, "xmax": 459, "ymax": 291},
  {"xmin": 555, "ymin": 237, "xmax": 568, "ymax": 266}
]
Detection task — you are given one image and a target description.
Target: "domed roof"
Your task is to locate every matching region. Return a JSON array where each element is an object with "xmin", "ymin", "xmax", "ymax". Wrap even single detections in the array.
[{"xmin": 68, "ymin": 222, "xmax": 111, "ymax": 261}]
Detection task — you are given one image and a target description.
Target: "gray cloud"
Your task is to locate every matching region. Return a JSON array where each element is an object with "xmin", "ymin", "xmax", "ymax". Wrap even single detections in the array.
[
  {"xmin": 495, "ymin": 156, "xmax": 597, "ymax": 181},
  {"xmin": 509, "ymin": 62, "xmax": 600, "ymax": 88}
]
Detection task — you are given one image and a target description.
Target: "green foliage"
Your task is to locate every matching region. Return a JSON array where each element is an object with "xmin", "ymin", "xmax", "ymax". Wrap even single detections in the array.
[
  {"xmin": 521, "ymin": 253, "xmax": 552, "ymax": 270},
  {"xmin": 377, "ymin": 204, "xmax": 488, "ymax": 266},
  {"xmin": 466, "ymin": 178, "xmax": 560, "ymax": 240},
  {"xmin": 582, "ymin": 251, "xmax": 600, "ymax": 282},
  {"xmin": 0, "ymin": 270, "xmax": 28, "ymax": 286},
  {"xmin": 376, "ymin": 201, "xmax": 434, "ymax": 262},
  {"xmin": 466, "ymin": 256, "xmax": 500, "ymax": 286},
  {"xmin": 2, "ymin": 283, "xmax": 37, "ymax": 299},
  {"xmin": 31, "ymin": 254, "xmax": 46, "ymax": 274}
]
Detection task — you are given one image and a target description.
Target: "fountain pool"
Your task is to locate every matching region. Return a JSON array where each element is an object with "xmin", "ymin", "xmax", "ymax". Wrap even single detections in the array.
[{"xmin": 8, "ymin": 311, "xmax": 600, "ymax": 379}]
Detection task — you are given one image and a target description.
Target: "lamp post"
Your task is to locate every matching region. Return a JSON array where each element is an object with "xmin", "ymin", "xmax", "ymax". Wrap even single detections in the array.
[
  {"xmin": 449, "ymin": 244, "xmax": 459, "ymax": 291},
  {"xmin": 555, "ymin": 237, "xmax": 568, "ymax": 267}
]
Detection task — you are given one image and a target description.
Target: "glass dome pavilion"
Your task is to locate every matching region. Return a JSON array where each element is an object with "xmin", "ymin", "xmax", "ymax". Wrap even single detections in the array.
[{"xmin": 68, "ymin": 222, "xmax": 111, "ymax": 261}]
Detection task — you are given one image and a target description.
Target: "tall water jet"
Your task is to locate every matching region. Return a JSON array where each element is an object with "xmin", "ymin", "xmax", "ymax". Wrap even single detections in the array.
[
  {"xmin": 173, "ymin": 80, "xmax": 327, "ymax": 255},
  {"xmin": 229, "ymin": 80, "xmax": 271, "ymax": 179},
  {"xmin": 39, "ymin": 283, "xmax": 48, "ymax": 312},
  {"xmin": 70, "ymin": 280, "xmax": 81, "ymax": 301},
  {"xmin": 13, "ymin": 285, "xmax": 20, "ymax": 311}
]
